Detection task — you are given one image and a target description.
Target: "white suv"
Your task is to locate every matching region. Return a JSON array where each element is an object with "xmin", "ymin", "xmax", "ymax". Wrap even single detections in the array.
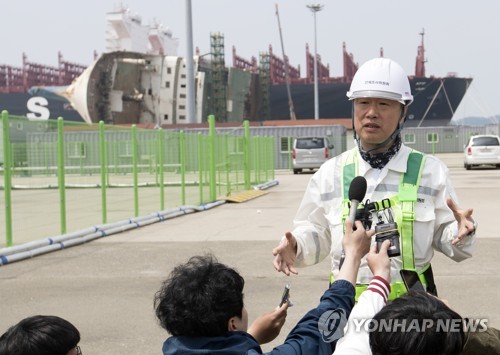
[
  {"xmin": 292, "ymin": 137, "xmax": 333, "ymax": 174},
  {"xmin": 463, "ymin": 134, "xmax": 500, "ymax": 170}
]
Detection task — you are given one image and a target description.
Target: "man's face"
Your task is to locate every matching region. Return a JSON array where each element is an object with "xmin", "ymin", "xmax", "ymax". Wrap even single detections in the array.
[{"xmin": 353, "ymin": 97, "xmax": 405, "ymax": 153}]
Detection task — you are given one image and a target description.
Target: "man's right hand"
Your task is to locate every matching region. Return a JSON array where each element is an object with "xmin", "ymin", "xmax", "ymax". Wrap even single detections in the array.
[
  {"xmin": 247, "ymin": 302, "xmax": 289, "ymax": 344},
  {"xmin": 272, "ymin": 232, "xmax": 298, "ymax": 276}
]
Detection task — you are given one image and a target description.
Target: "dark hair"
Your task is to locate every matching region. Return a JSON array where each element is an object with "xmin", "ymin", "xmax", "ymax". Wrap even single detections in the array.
[
  {"xmin": 154, "ymin": 254, "xmax": 245, "ymax": 337},
  {"xmin": 369, "ymin": 291, "xmax": 464, "ymax": 355},
  {"xmin": 0, "ymin": 315, "xmax": 80, "ymax": 355}
]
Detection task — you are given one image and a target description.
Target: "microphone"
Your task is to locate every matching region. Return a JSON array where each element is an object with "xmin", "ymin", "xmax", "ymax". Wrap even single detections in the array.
[
  {"xmin": 348, "ymin": 176, "xmax": 368, "ymax": 224},
  {"xmin": 339, "ymin": 176, "xmax": 367, "ymax": 270}
]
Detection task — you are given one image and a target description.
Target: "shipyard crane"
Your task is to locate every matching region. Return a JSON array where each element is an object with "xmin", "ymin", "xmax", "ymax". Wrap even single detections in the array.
[{"xmin": 275, "ymin": 4, "xmax": 296, "ymax": 120}]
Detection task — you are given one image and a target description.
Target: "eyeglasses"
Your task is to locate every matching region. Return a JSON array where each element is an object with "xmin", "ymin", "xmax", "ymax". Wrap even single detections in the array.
[{"xmin": 76, "ymin": 345, "xmax": 82, "ymax": 355}]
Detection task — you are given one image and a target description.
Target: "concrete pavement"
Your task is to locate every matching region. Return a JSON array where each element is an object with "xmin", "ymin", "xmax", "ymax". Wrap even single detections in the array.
[{"xmin": 0, "ymin": 153, "xmax": 499, "ymax": 354}]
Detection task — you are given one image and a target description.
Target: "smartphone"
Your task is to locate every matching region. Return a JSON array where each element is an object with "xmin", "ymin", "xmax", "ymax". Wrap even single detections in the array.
[
  {"xmin": 279, "ymin": 284, "xmax": 290, "ymax": 307},
  {"xmin": 400, "ymin": 269, "xmax": 426, "ymax": 293}
]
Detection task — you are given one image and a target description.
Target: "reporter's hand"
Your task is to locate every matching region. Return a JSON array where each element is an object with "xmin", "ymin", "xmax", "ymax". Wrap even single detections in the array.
[
  {"xmin": 272, "ymin": 232, "xmax": 298, "ymax": 276},
  {"xmin": 337, "ymin": 220, "xmax": 374, "ymax": 285},
  {"xmin": 247, "ymin": 303, "xmax": 289, "ymax": 345},
  {"xmin": 343, "ymin": 220, "xmax": 374, "ymax": 260},
  {"xmin": 366, "ymin": 240, "xmax": 391, "ymax": 283}
]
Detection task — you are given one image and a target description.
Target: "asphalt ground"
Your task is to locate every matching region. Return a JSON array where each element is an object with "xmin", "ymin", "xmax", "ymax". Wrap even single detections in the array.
[{"xmin": 0, "ymin": 153, "xmax": 499, "ymax": 354}]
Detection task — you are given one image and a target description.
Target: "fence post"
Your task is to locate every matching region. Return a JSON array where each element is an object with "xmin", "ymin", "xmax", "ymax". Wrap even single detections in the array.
[
  {"xmin": 244, "ymin": 120, "xmax": 251, "ymax": 190},
  {"xmin": 57, "ymin": 117, "xmax": 67, "ymax": 234},
  {"xmin": 197, "ymin": 132, "xmax": 204, "ymax": 204},
  {"xmin": 253, "ymin": 136, "xmax": 258, "ymax": 183},
  {"xmin": 2, "ymin": 111, "xmax": 13, "ymax": 246},
  {"xmin": 180, "ymin": 130, "xmax": 186, "ymax": 205},
  {"xmin": 158, "ymin": 128, "xmax": 165, "ymax": 211},
  {"xmin": 132, "ymin": 125, "xmax": 139, "ymax": 217},
  {"xmin": 255, "ymin": 137, "xmax": 261, "ymax": 183},
  {"xmin": 269, "ymin": 137, "xmax": 281, "ymax": 180},
  {"xmin": 208, "ymin": 115, "xmax": 216, "ymax": 201},
  {"xmin": 99, "ymin": 121, "xmax": 107, "ymax": 224},
  {"xmin": 225, "ymin": 133, "xmax": 231, "ymax": 195}
]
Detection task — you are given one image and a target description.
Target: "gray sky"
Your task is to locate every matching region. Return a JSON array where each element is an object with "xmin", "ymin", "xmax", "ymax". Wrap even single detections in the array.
[{"xmin": 2, "ymin": 1, "xmax": 499, "ymax": 121}]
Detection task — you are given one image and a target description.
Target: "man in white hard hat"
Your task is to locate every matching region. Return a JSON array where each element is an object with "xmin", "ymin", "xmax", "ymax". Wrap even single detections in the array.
[{"xmin": 272, "ymin": 57, "xmax": 477, "ymax": 300}]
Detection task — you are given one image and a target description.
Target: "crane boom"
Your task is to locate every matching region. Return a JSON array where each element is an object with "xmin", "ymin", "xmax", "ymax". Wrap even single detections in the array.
[{"xmin": 275, "ymin": 3, "xmax": 296, "ymax": 120}]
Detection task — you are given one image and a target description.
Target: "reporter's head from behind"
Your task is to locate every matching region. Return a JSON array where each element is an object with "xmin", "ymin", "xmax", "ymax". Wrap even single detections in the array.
[
  {"xmin": 0, "ymin": 315, "xmax": 81, "ymax": 355},
  {"xmin": 154, "ymin": 254, "xmax": 288, "ymax": 354},
  {"xmin": 369, "ymin": 291, "xmax": 464, "ymax": 355},
  {"xmin": 154, "ymin": 254, "xmax": 247, "ymax": 337}
]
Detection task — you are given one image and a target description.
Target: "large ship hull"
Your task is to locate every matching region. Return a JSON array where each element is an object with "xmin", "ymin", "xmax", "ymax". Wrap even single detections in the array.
[
  {"xmin": 0, "ymin": 72, "xmax": 472, "ymax": 127},
  {"xmin": 0, "ymin": 92, "xmax": 84, "ymax": 122},
  {"xmin": 0, "ymin": 75, "xmax": 472, "ymax": 127},
  {"xmin": 269, "ymin": 76, "xmax": 473, "ymax": 127}
]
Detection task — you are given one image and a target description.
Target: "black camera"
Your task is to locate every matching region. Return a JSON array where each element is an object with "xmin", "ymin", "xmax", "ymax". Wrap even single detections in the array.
[
  {"xmin": 354, "ymin": 204, "xmax": 373, "ymax": 230},
  {"xmin": 375, "ymin": 222, "xmax": 401, "ymax": 257}
]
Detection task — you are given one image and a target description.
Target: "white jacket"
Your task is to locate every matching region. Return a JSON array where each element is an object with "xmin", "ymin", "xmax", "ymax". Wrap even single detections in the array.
[
  {"xmin": 293, "ymin": 145, "xmax": 475, "ymax": 284},
  {"xmin": 334, "ymin": 276, "xmax": 390, "ymax": 354}
]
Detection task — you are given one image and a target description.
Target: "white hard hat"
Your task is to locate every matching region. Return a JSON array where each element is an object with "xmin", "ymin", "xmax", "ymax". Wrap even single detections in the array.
[{"xmin": 346, "ymin": 57, "xmax": 413, "ymax": 105}]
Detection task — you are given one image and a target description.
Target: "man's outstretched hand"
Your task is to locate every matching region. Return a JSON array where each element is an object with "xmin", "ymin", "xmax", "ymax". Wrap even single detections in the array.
[
  {"xmin": 447, "ymin": 198, "xmax": 476, "ymax": 245},
  {"xmin": 272, "ymin": 232, "xmax": 298, "ymax": 276}
]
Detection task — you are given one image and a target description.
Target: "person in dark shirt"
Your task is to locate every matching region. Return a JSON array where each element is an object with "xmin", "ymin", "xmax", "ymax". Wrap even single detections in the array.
[{"xmin": 155, "ymin": 219, "xmax": 374, "ymax": 355}]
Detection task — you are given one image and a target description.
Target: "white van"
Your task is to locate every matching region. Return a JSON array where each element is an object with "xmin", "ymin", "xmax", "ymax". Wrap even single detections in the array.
[{"xmin": 292, "ymin": 137, "xmax": 333, "ymax": 174}]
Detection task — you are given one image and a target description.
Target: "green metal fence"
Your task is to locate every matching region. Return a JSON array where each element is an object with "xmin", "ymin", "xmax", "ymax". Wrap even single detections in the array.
[{"xmin": 0, "ymin": 113, "xmax": 275, "ymax": 247}]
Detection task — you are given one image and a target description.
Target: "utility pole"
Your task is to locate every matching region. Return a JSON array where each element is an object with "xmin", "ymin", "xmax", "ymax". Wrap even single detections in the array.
[
  {"xmin": 185, "ymin": 0, "xmax": 196, "ymax": 123},
  {"xmin": 307, "ymin": 4, "xmax": 323, "ymax": 120}
]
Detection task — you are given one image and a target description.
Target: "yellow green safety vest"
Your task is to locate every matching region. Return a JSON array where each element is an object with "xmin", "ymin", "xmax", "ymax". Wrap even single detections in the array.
[{"xmin": 335, "ymin": 148, "xmax": 428, "ymax": 300}]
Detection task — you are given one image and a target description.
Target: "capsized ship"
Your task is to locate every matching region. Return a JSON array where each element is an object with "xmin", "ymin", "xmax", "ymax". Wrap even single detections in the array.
[
  {"xmin": 0, "ymin": 6, "xmax": 471, "ymax": 127},
  {"xmin": 0, "ymin": 5, "xmax": 180, "ymax": 124}
]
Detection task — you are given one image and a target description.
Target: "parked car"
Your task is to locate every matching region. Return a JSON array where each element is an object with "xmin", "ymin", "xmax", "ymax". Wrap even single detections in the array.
[
  {"xmin": 463, "ymin": 134, "xmax": 500, "ymax": 170},
  {"xmin": 292, "ymin": 137, "xmax": 333, "ymax": 174}
]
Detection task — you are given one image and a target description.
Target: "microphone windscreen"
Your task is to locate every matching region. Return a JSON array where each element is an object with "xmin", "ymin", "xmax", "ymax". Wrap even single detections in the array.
[{"xmin": 348, "ymin": 176, "xmax": 367, "ymax": 201}]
